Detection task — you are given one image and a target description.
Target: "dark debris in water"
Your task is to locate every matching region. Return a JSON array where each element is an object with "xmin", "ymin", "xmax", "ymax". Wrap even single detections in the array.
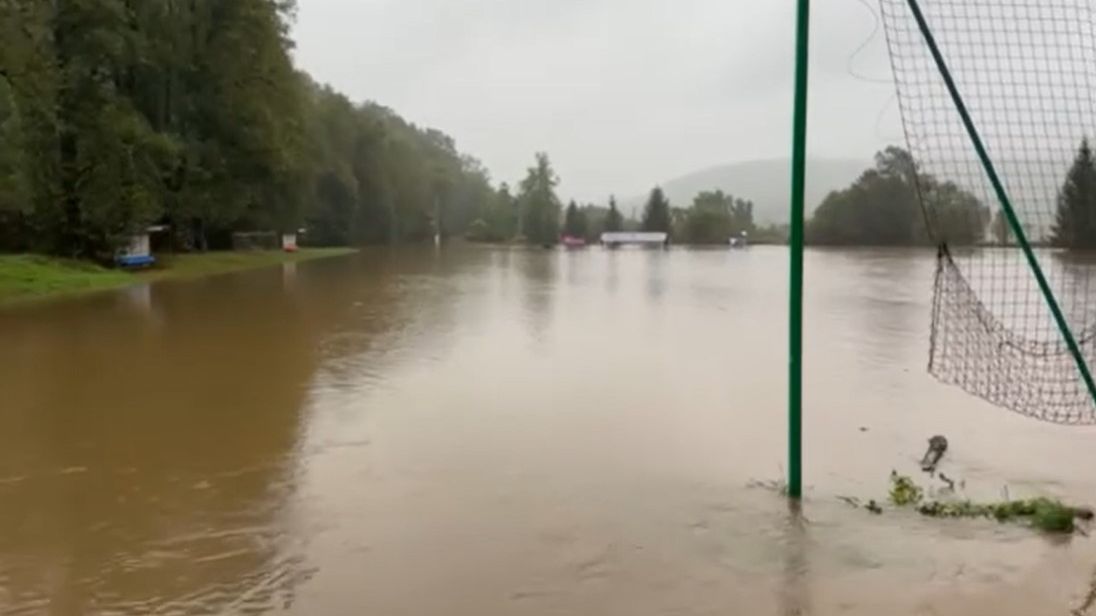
[{"xmin": 920, "ymin": 435, "xmax": 948, "ymax": 473}]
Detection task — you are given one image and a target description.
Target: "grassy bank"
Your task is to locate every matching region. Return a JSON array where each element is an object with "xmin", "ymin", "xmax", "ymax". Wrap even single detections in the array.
[{"xmin": 0, "ymin": 248, "xmax": 356, "ymax": 305}]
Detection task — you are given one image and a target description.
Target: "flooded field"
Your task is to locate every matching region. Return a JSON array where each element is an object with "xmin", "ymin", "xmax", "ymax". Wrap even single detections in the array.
[{"xmin": 3, "ymin": 246, "xmax": 1096, "ymax": 615}]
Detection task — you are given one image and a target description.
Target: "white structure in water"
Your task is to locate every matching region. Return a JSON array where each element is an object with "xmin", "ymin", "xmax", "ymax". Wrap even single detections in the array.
[
  {"xmin": 282, "ymin": 232, "xmax": 298, "ymax": 252},
  {"xmin": 116, "ymin": 232, "xmax": 155, "ymax": 267},
  {"xmin": 600, "ymin": 231, "xmax": 668, "ymax": 247}
]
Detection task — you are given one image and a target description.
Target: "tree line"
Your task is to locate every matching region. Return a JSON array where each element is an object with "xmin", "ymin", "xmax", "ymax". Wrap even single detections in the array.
[
  {"xmin": 466, "ymin": 153, "xmax": 637, "ymax": 246},
  {"xmin": 807, "ymin": 142, "xmax": 1096, "ymax": 250},
  {"xmin": 519, "ymin": 142, "xmax": 1096, "ymax": 249},
  {"xmin": 11, "ymin": 2, "xmax": 1089, "ymax": 258},
  {"xmin": 471, "ymin": 146, "xmax": 990, "ymax": 248},
  {"xmin": 467, "ymin": 156, "xmax": 782, "ymax": 245},
  {"xmin": 0, "ymin": 0, "xmax": 494, "ymax": 259},
  {"xmin": 476, "ymin": 143, "xmax": 1096, "ymax": 250}
]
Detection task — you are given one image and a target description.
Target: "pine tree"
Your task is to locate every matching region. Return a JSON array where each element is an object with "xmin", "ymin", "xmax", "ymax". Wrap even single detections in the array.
[
  {"xmin": 604, "ymin": 195, "xmax": 624, "ymax": 232},
  {"xmin": 563, "ymin": 200, "xmax": 587, "ymax": 238},
  {"xmin": 1052, "ymin": 139, "xmax": 1096, "ymax": 249},
  {"xmin": 641, "ymin": 186, "xmax": 672, "ymax": 233},
  {"xmin": 518, "ymin": 152, "xmax": 561, "ymax": 245},
  {"xmin": 485, "ymin": 182, "xmax": 516, "ymax": 240}
]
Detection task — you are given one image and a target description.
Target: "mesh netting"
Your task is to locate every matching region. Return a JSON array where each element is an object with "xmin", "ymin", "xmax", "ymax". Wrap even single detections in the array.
[{"xmin": 878, "ymin": 0, "xmax": 1096, "ymax": 423}]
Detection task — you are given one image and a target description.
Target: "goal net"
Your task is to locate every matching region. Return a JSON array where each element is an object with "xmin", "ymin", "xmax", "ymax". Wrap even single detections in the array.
[{"xmin": 878, "ymin": 0, "xmax": 1096, "ymax": 423}]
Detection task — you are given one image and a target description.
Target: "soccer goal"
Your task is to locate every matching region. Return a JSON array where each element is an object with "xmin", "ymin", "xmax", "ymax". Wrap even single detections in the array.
[{"xmin": 787, "ymin": 0, "xmax": 1096, "ymax": 497}]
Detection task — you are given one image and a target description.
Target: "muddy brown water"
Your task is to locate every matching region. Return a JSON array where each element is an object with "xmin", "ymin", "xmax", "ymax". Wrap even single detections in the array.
[{"xmin": 3, "ymin": 246, "xmax": 1096, "ymax": 615}]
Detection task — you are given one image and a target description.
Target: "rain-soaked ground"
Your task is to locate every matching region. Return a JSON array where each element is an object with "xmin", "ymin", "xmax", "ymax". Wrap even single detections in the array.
[{"xmin": 2, "ymin": 245, "xmax": 1096, "ymax": 615}]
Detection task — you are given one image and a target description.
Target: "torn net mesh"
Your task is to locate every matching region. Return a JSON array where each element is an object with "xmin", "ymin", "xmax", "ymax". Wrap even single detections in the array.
[{"xmin": 879, "ymin": 0, "xmax": 1096, "ymax": 423}]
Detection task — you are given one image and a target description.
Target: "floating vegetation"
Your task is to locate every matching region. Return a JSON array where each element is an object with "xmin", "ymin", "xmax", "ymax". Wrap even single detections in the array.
[
  {"xmin": 888, "ymin": 472, "xmax": 924, "ymax": 506},
  {"xmin": 891, "ymin": 473, "xmax": 1088, "ymax": 534},
  {"xmin": 839, "ymin": 473, "xmax": 1090, "ymax": 535},
  {"xmin": 916, "ymin": 497, "xmax": 1077, "ymax": 533}
]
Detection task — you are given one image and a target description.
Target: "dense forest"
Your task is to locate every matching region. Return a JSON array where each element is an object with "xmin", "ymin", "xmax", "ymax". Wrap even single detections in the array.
[{"xmin": 0, "ymin": 0, "xmax": 492, "ymax": 259}]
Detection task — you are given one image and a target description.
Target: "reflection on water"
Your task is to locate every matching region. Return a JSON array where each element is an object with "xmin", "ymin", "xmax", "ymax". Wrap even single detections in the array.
[
  {"xmin": 781, "ymin": 502, "xmax": 811, "ymax": 616},
  {"xmin": 644, "ymin": 249, "xmax": 668, "ymax": 301},
  {"xmin": 0, "ymin": 286, "xmax": 312, "ymax": 612},
  {"xmin": 282, "ymin": 261, "xmax": 297, "ymax": 291},
  {"xmin": 519, "ymin": 248, "xmax": 557, "ymax": 344},
  {"xmin": 2, "ymin": 246, "xmax": 1096, "ymax": 615}
]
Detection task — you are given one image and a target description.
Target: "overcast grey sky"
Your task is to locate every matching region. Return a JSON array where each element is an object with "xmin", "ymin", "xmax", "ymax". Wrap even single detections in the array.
[{"xmin": 291, "ymin": 0, "xmax": 903, "ymax": 202}]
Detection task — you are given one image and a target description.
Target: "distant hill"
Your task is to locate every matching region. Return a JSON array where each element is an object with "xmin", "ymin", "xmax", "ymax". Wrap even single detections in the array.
[{"xmin": 626, "ymin": 158, "xmax": 868, "ymax": 225}]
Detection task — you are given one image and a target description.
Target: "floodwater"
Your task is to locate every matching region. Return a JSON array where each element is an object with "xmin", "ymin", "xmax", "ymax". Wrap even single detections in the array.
[{"xmin": 3, "ymin": 246, "xmax": 1096, "ymax": 615}]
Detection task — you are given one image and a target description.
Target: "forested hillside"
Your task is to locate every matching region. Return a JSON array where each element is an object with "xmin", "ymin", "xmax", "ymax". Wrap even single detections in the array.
[{"xmin": 0, "ymin": 1, "xmax": 490, "ymax": 259}]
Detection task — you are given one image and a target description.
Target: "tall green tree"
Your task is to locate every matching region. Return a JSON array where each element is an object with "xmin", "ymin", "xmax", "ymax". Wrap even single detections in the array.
[
  {"xmin": 807, "ymin": 146, "xmax": 986, "ymax": 246},
  {"xmin": 183, "ymin": 4, "xmax": 307, "ymax": 247},
  {"xmin": 0, "ymin": 76, "xmax": 30, "ymax": 250},
  {"xmin": 641, "ymin": 186, "xmax": 672, "ymax": 233},
  {"xmin": 38, "ymin": 0, "xmax": 176, "ymax": 258},
  {"xmin": 518, "ymin": 152, "xmax": 561, "ymax": 245},
  {"xmin": 302, "ymin": 83, "xmax": 361, "ymax": 246},
  {"xmin": 1051, "ymin": 139, "xmax": 1096, "ymax": 249},
  {"xmin": 0, "ymin": 80, "xmax": 26, "ymax": 203},
  {"xmin": 579, "ymin": 204, "xmax": 605, "ymax": 240},
  {"xmin": 486, "ymin": 182, "xmax": 517, "ymax": 240},
  {"xmin": 467, "ymin": 182, "xmax": 517, "ymax": 242},
  {"xmin": 563, "ymin": 200, "xmax": 588, "ymax": 238},
  {"xmin": 671, "ymin": 191, "xmax": 758, "ymax": 244},
  {"xmin": 603, "ymin": 195, "xmax": 624, "ymax": 233},
  {"xmin": 927, "ymin": 179, "xmax": 989, "ymax": 246},
  {"xmin": 0, "ymin": 0, "xmax": 311, "ymax": 257},
  {"xmin": 0, "ymin": 0, "xmax": 58, "ymax": 253},
  {"xmin": 682, "ymin": 190, "xmax": 733, "ymax": 244},
  {"xmin": 444, "ymin": 155, "xmax": 494, "ymax": 239},
  {"xmin": 729, "ymin": 197, "xmax": 755, "ymax": 235}
]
